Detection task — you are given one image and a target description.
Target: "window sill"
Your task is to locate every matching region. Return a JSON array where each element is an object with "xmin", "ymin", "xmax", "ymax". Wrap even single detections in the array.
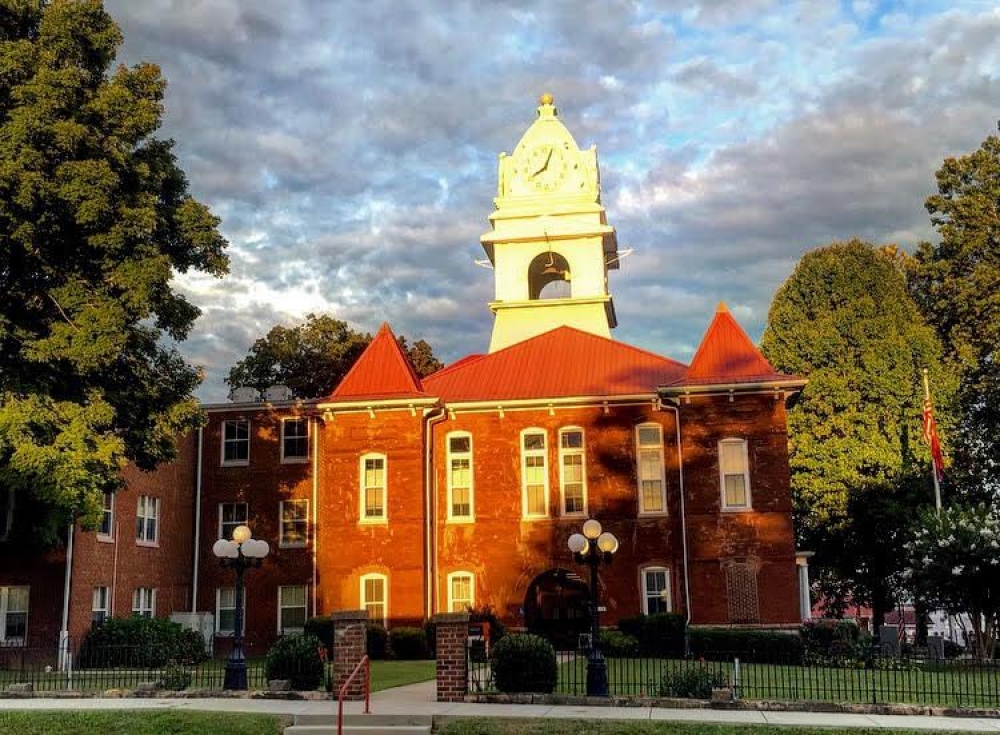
[
  {"xmin": 520, "ymin": 515, "xmax": 550, "ymax": 522},
  {"xmin": 446, "ymin": 517, "xmax": 475, "ymax": 525},
  {"xmin": 96, "ymin": 535, "xmax": 115, "ymax": 544},
  {"xmin": 279, "ymin": 542, "xmax": 308, "ymax": 549},
  {"xmin": 358, "ymin": 518, "xmax": 388, "ymax": 526},
  {"xmin": 560, "ymin": 511, "xmax": 588, "ymax": 518},
  {"xmin": 638, "ymin": 511, "xmax": 669, "ymax": 518},
  {"xmin": 221, "ymin": 461, "xmax": 249, "ymax": 468},
  {"xmin": 720, "ymin": 507, "xmax": 753, "ymax": 514},
  {"xmin": 135, "ymin": 540, "xmax": 160, "ymax": 548},
  {"xmin": 280, "ymin": 457, "xmax": 310, "ymax": 465}
]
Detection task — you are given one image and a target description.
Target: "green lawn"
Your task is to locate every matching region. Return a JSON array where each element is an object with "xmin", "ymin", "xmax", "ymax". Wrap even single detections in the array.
[
  {"xmin": 553, "ymin": 657, "xmax": 1000, "ymax": 708},
  {"xmin": 371, "ymin": 659, "xmax": 435, "ymax": 691},
  {"xmin": 438, "ymin": 720, "xmax": 977, "ymax": 735},
  {"xmin": 0, "ymin": 711, "xmax": 288, "ymax": 735}
]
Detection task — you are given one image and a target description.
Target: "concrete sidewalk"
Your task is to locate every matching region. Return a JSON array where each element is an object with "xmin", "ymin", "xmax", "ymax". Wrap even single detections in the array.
[{"xmin": 2, "ymin": 684, "xmax": 1000, "ymax": 732}]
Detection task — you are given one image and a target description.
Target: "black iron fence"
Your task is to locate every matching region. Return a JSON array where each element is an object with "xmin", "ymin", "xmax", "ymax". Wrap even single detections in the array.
[
  {"xmin": 469, "ymin": 644, "xmax": 1000, "ymax": 708},
  {"xmin": 0, "ymin": 641, "xmax": 335, "ymax": 693}
]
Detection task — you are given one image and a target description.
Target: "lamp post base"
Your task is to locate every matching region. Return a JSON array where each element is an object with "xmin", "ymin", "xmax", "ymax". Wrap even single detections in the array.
[
  {"xmin": 223, "ymin": 654, "xmax": 248, "ymax": 690},
  {"xmin": 586, "ymin": 649, "xmax": 609, "ymax": 697}
]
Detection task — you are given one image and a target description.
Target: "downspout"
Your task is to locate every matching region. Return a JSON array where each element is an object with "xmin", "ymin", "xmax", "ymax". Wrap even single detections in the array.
[
  {"xmin": 658, "ymin": 398, "xmax": 691, "ymax": 629},
  {"xmin": 422, "ymin": 407, "xmax": 447, "ymax": 619},
  {"xmin": 59, "ymin": 521, "xmax": 75, "ymax": 668},
  {"xmin": 191, "ymin": 427, "xmax": 204, "ymax": 612},
  {"xmin": 311, "ymin": 414, "xmax": 319, "ymax": 617}
]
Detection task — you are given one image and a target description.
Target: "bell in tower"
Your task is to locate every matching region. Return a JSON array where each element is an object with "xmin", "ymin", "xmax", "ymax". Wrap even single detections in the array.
[{"xmin": 482, "ymin": 94, "xmax": 619, "ymax": 353}]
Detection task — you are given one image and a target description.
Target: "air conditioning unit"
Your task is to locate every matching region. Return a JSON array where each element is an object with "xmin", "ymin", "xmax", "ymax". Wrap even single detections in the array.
[
  {"xmin": 229, "ymin": 386, "xmax": 260, "ymax": 403},
  {"xmin": 264, "ymin": 384, "xmax": 293, "ymax": 402}
]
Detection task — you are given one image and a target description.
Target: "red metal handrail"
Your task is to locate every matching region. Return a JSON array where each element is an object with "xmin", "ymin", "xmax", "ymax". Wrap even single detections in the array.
[{"xmin": 337, "ymin": 654, "xmax": 370, "ymax": 735}]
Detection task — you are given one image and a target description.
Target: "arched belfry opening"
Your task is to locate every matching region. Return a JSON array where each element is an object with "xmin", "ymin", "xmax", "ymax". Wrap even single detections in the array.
[{"xmin": 528, "ymin": 250, "xmax": 571, "ymax": 300}]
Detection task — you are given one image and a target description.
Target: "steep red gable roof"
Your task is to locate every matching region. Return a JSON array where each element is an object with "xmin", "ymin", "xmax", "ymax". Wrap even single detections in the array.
[
  {"xmin": 326, "ymin": 323, "xmax": 428, "ymax": 402},
  {"xmin": 675, "ymin": 303, "xmax": 796, "ymax": 386},
  {"xmin": 422, "ymin": 326, "xmax": 686, "ymax": 402}
]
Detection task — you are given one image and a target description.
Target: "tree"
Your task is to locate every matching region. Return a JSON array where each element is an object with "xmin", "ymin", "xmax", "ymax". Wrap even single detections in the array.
[
  {"xmin": 226, "ymin": 314, "xmax": 443, "ymax": 399},
  {"xmin": 909, "ymin": 125, "xmax": 1000, "ymax": 501},
  {"xmin": 0, "ymin": 1, "xmax": 228, "ymax": 541},
  {"xmin": 760, "ymin": 240, "xmax": 952, "ymax": 625},
  {"xmin": 905, "ymin": 504, "xmax": 1000, "ymax": 659}
]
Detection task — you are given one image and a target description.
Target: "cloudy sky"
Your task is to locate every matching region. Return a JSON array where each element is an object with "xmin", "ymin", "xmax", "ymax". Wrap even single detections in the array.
[{"xmin": 104, "ymin": 0, "xmax": 1000, "ymax": 402}]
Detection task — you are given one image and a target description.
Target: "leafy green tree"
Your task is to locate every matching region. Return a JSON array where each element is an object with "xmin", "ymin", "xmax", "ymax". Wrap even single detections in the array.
[
  {"xmin": 761, "ymin": 240, "xmax": 952, "ymax": 625},
  {"xmin": 905, "ymin": 504, "xmax": 1000, "ymax": 658},
  {"xmin": 0, "ymin": 0, "xmax": 228, "ymax": 541},
  {"xmin": 226, "ymin": 314, "xmax": 443, "ymax": 399},
  {"xmin": 909, "ymin": 125, "xmax": 1000, "ymax": 500}
]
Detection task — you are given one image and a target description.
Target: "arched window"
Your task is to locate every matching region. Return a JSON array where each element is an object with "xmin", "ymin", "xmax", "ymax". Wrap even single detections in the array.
[
  {"xmin": 447, "ymin": 571, "xmax": 475, "ymax": 612},
  {"xmin": 635, "ymin": 423, "xmax": 666, "ymax": 515},
  {"xmin": 360, "ymin": 573, "xmax": 388, "ymax": 626},
  {"xmin": 528, "ymin": 251, "xmax": 571, "ymax": 300},
  {"xmin": 558, "ymin": 427, "xmax": 587, "ymax": 516},
  {"xmin": 360, "ymin": 453, "xmax": 387, "ymax": 522},
  {"xmin": 446, "ymin": 432, "xmax": 474, "ymax": 521}
]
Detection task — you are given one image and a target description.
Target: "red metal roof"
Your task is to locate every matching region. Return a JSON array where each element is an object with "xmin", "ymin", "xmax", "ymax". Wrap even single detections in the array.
[
  {"xmin": 326, "ymin": 323, "xmax": 428, "ymax": 402},
  {"xmin": 422, "ymin": 326, "xmax": 686, "ymax": 402},
  {"xmin": 671, "ymin": 303, "xmax": 795, "ymax": 386}
]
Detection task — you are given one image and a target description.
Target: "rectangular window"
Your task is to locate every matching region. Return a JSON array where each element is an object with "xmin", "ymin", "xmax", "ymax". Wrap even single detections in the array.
[
  {"xmin": 361, "ymin": 455, "xmax": 386, "ymax": 521},
  {"xmin": 222, "ymin": 419, "xmax": 250, "ymax": 465},
  {"xmin": 91, "ymin": 586, "xmax": 109, "ymax": 626},
  {"xmin": 135, "ymin": 496, "xmax": 159, "ymax": 545},
  {"xmin": 636, "ymin": 424, "xmax": 666, "ymax": 514},
  {"xmin": 361, "ymin": 575, "xmax": 387, "ymax": 626},
  {"xmin": 642, "ymin": 568, "xmax": 671, "ymax": 615},
  {"xmin": 559, "ymin": 429, "xmax": 586, "ymax": 515},
  {"xmin": 521, "ymin": 431, "xmax": 548, "ymax": 518},
  {"xmin": 216, "ymin": 587, "xmax": 243, "ymax": 636},
  {"xmin": 0, "ymin": 586, "xmax": 29, "ymax": 643},
  {"xmin": 132, "ymin": 587, "xmax": 155, "ymax": 618},
  {"xmin": 98, "ymin": 493, "xmax": 114, "ymax": 539},
  {"xmin": 448, "ymin": 573, "xmax": 474, "ymax": 613},
  {"xmin": 447, "ymin": 434, "xmax": 473, "ymax": 520},
  {"xmin": 280, "ymin": 500, "xmax": 309, "ymax": 547},
  {"xmin": 278, "ymin": 585, "xmax": 308, "ymax": 634},
  {"xmin": 720, "ymin": 439, "xmax": 751, "ymax": 510},
  {"xmin": 219, "ymin": 502, "xmax": 248, "ymax": 541},
  {"xmin": 281, "ymin": 418, "xmax": 309, "ymax": 462}
]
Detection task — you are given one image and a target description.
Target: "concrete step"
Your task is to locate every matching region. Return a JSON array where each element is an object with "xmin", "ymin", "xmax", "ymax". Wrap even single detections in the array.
[
  {"xmin": 284, "ymin": 726, "xmax": 431, "ymax": 735},
  {"xmin": 293, "ymin": 714, "xmax": 433, "ymax": 727}
]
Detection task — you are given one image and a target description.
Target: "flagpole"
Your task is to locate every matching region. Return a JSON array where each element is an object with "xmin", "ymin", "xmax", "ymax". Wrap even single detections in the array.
[{"xmin": 923, "ymin": 368, "xmax": 942, "ymax": 514}]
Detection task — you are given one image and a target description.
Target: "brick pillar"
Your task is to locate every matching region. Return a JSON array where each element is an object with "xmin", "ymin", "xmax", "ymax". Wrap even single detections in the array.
[
  {"xmin": 433, "ymin": 611, "xmax": 469, "ymax": 702},
  {"xmin": 332, "ymin": 610, "xmax": 369, "ymax": 700}
]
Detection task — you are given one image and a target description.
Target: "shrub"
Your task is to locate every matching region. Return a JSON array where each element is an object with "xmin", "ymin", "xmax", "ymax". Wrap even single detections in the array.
[
  {"xmin": 490, "ymin": 633, "xmax": 557, "ymax": 693},
  {"xmin": 304, "ymin": 616, "xmax": 335, "ymax": 657},
  {"xmin": 424, "ymin": 619, "xmax": 437, "ymax": 658},
  {"xmin": 801, "ymin": 620, "xmax": 863, "ymax": 661},
  {"xmin": 264, "ymin": 634, "xmax": 325, "ymax": 691},
  {"xmin": 78, "ymin": 617, "xmax": 207, "ymax": 668},
  {"xmin": 366, "ymin": 623, "xmax": 389, "ymax": 660},
  {"xmin": 643, "ymin": 613, "xmax": 686, "ymax": 657},
  {"xmin": 658, "ymin": 663, "xmax": 727, "ymax": 698},
  {"xmin": 389, "ymin": 627, "xmax": 429, "ymax": 660},
  {"xmin": 688, "ymin": 628, "xmax": 803, "ymax": 665},
  {"xmin": 160, "ymin": 661, "xmax": 192, "ymax": 691},
  {"xmin": 599, "ymin": 630, "xmax": 639, "ymax": 658}
]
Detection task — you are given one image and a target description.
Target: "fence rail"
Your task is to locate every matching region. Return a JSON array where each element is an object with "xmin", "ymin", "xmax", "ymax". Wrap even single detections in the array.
[
  {"xmin": 0, "ymin": 642, "xmax": 335, "ymax": 693},
  {"xmin": 469, "ymin": 644, "xmax": 1000, "ymax": 708}
]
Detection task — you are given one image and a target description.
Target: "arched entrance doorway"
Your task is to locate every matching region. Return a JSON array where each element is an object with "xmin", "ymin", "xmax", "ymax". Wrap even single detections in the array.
[{"xmin": 523, "ymin": 568, "xmax": 590, "ymax": 650}]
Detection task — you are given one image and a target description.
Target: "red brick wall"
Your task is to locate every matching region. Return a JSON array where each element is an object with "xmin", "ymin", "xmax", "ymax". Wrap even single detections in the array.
[{"xmin": 0, "ymin": 544, "xmax": 66, "ymax": 648}]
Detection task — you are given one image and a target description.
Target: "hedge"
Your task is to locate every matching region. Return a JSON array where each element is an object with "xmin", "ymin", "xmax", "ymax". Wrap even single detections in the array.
[
  {"xmin": 77, "ymin": 617, "xmax": 207, "ymax": 668},
  {"xmin": 389, "ymin": 627, "xmax": 429, "ymax": 660},
  {"xmin": 688, "ymin": 628, "xmax": 803, "ymax": 664}
]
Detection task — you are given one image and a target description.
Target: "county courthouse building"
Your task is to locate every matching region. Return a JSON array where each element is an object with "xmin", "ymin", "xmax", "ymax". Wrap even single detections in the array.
[{"xmin": 1, "ymin": 96, "xmax": 810, "ymax": 651}]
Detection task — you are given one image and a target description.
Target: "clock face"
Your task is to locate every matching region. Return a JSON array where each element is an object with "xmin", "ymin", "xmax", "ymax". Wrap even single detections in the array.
[{"xmin": 525, "ymin": 145, "xmax": 567, "ymax": 191}]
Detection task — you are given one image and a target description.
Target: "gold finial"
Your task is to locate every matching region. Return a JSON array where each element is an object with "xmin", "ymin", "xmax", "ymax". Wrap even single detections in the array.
[{"xmin": 539, "ymin": 92, "xmax": 554, "ymax": 105}]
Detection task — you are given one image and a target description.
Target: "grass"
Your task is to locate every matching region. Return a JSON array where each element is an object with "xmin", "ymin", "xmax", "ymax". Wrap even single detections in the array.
[
  {"xmin": 370, "ymin": 659, "xmax": 435, "ymax": 691},
  {"xmin": 436, "ymin": 720, "xmax": 978, "ymax": 735},
  {"xmin": 549, "ymin": 657, "xmax": 1000, "ymax": 708},
  {"xmin": 0, "ymin": 710, "xmax": 288, "ymax": 735}
]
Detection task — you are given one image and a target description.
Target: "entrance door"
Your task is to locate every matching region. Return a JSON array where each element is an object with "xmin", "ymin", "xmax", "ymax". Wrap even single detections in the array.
[{"xmin": 523, "ymin": 568, "xmax": 590, "ymax": 651}]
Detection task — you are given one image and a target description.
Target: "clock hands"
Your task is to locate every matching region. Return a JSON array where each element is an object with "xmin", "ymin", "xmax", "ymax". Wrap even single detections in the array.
[{"xmin": 530, "ymin": 146, "xmax": 553, "ymax": 178}]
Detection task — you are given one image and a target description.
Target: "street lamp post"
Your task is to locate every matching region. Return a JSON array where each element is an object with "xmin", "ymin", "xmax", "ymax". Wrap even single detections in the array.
[
  {"xmin": 213, "ymin": 524, "xmax": 269, "ymax": 690},
  {"xmin": 568, "ymin": 519, "xmax": 619, "ymax": 698}
]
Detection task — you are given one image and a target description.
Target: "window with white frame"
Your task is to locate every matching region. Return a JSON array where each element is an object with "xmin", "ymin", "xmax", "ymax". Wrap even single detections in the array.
[
  {"xmin": 0, "ymin": 586, "xmax": 29, "ymax": 643},
  {"xmin": 278, "ymin": 585, "xmax": 308, "ymax": 634},
  {"xmin": 222, "ymin": 419, "xmax": 250, "ymax": 465},
  {"xmin": 1, "ymin": 487, "xmax": 15, "ymax": 542},
  {"xmin": 219, "ymin": 501, "xmax": 248, "ymax": 541},
  {"xmin": 132, "ymin": 587, "xmax": 155, "ymax": 618},
  {"xmin": 641, "ymin": 567, "xmax": 671, "ymax": 615},
  {"xmin": 719, "ymin": 439, "xmax": 751, "ymax": 510},
  {"xmin": 135, "ymin": 496, "xmax": 159, "ymax": 544},
  {"xmin": 447, "ymin": 433, "xmax": 473, "ymax": 520},
  {"xmin": 360, "ymin": 574, "xmax": 387, "ymax": 626},
  {"xmin": 216, "ymin": 587, "xmax": 244, "ymax": 636},
  {"xmin": 98, "ymin": 492, "xmax": 114, "ymax": 539},
  {"xmin": 280, "ymin": 500, "xmax": 309, "ymax": 547},
  {"xmin": 636, "ymin": 424, "xmax": 666, "ymax": 514},
  {"xmin": 92, "ymin": 586, "xmax": 109, "ymax": 626},
  {"xmin": 559, "ymin": 428, "xmax": 587, "ymax": 515},
  {"xmin": 447, "ymin": 572, "xmax": 474, "ymax": 613},
  {"xmin": 360, "ymin": 454, "xmax": 386, "ymax": 521},
  {"xmin": 520, "ymin": 430, "xmax": 548, "ymax": 518},
  {"xmin": 281, "ymin": 418, "xmax": 309, "ymax": 462}
]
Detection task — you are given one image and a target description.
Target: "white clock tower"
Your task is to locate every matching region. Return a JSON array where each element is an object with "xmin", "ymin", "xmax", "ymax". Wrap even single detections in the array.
[{"xmin": 482, "ymin": 94, "xmax": 620, "ymax": 353}]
